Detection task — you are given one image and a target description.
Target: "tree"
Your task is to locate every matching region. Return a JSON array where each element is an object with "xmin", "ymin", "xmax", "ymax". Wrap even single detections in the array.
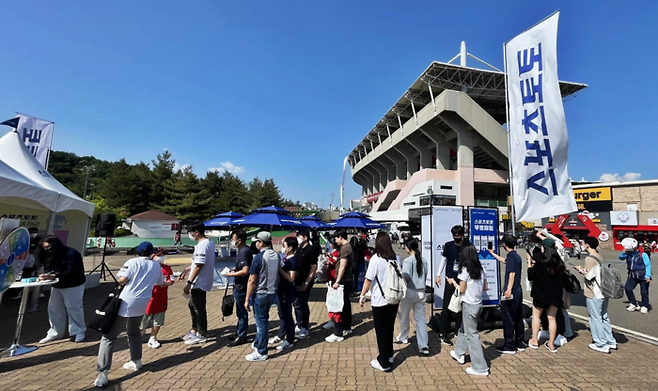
[
  {"xmin": 202, "ymin": 170, "xmax": 224, "ymax": 214},
  {"xmin": 261, "ymin": 178, "xmax": 283, "ymax": 207},
  {"xmin": 216, "ymin": 172, "xmax": 250, "ymax": 214},
  {"xmin": 99, "ymin": 159, "xmax": 154, "ymax": 216},
  {"xmin": 150, "ymin": 151, "xmax": 176, "ymax": 209},
  {"xmin": 248, "ymin": 177, "xmax": 264, "ymax": 209},
  {"xmin": 159, "ymin": 166, "xmax": 213, "ymax": 225}
]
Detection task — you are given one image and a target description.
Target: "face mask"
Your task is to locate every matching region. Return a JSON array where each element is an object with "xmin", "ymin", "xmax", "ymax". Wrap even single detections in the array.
[
  {"xmin": 30, "ymin": 233, "xmax": 38, "ymax": 239},
  {"xmin": 155, "ymin": 256, "xmax": 165, "ymax": 264},
  {"xmin": 282, "ymin": 246, "xmax": 287, "ymax": 254},
  {"xmin": 188, "ymin": 233, "xmax": 195, "ymax": 241},
  {"xmin": 297, "ymin": 237, "xmax": 304, "ymax": 245},
  {"xmin": 230, "ymin": 240, "xmax": 236, "ymax": 246}
]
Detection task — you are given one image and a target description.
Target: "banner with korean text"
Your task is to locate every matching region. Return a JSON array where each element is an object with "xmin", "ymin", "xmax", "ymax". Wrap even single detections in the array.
[
  {"xmin": 505, "ymin": 12, "xmax": 577, "ymax": 221},
  {"xmin": 16, "ymin": 113, "xmax": 54, "ymax": 168}
]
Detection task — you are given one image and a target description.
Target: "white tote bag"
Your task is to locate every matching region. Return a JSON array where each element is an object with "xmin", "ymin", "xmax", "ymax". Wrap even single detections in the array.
[
  {"xmin": 448, "ymin": 290, "xmax": 462, "ymax": 313},
  {"xmin": 326, "ymin": 283, "xmax": 344, "ymax": 313}
]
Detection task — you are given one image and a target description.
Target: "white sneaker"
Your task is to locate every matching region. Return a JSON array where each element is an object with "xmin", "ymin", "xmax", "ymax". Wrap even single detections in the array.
[
  {"xmin": 297, "ymin": 328, "xmax": 309, "ymax": 339},
  {"xmin": 607, "ymin": 342, "xmax": 618, "ymax": 350},
  {"xmin": 450, "ymin": 350, "xmax": 465, "ymax": 365},
  {"xmin": 323, "ymin": 320, "xmax": 335, "ymax": 330},
  {"xmin": 148, "ymin": 337, "xmax": 161, "ymax": 349},
  {"xmin": 370, "ymin": 359, "xmax": 390, "ymax": 372},
  {"xmin": 94, "ymin": 370, "xmax": 108, "ymax": 387},
  {"xmin": 395, "ymin": 334, "xmax": 409, "ymax": 344},
  {"xmin": 268, "ymin": 336, "xmax": 282, "ymax": 345},
  {"xmin": 39, "ymin": 335, "xmax": 60, "ymax": 344},
  {"xmin": 245, "ymin": 351, "xmax": 268, "ymax": 361},
  {"xmin": 627, "ymin": 304, "xmax": 638, "ymax": 312},
  {"xmin": 465, "ymin": 367, "xmax": 489, "ymax": 376},
  {"xmin": 589, "ymin": 343, "xmax": 611, "ymax": 354},
  {"xmin": 122, "ymin": 360, "xmax": 142, "ymax": 372},
  {"xmin": 325, "ymin": 334, "xmax": 344, "ymax": 343},
  {"xmin": 185, "ymin": 334, "xmax": 207, "ymax": 345},
  {"xmin": 537, "ymin": 330, "xmax": 549, "ymax": 340},
  {"xmin": 276, "ymin": 340, "xmax": 294, "ymax": 350},
  {"xmin": 294, "ymin": 325, "xmax": 301, "ymax": 334},
  {"xmin": 640, "ymin": 306, "xmax": 649, "ymax": 314},
  {"xmin": 181, "ymin": 331, "xmax": 196, "ymax": 341},
  {"xmin": 554, "ymin": 335, "xmax": 568, "ymax": 347},
  {"xmin": 74, "ymin": 334, "xmax": 85, "ymax": 343}
]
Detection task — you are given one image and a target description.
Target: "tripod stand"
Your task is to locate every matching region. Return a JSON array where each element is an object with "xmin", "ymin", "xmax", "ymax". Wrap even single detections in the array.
[{"xmin": 88, "ymin": 240, "xmax": 117, "ymax": 283}]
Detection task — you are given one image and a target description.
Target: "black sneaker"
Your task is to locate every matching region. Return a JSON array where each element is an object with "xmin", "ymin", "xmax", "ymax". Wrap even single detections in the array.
[
  {"xmin": 495, "ymin": 345, "xmax": 517, "ymax": 355},
  {"xmin": 515, "ymin": 341, "xmax": 529, "ymax": 352},
  {"xmin": 441, "ymin": 338, "xmax": 454, "ymax": 347},
  {"xmin": 228, "ymin": 337, "xmax": 248, "ymax": 347}
]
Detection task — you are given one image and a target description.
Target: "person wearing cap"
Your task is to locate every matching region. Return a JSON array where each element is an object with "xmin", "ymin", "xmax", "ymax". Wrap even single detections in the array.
[
  {"xmin": 140, "ymin": 248, "xmax": 175, "ymax": 349},
  {"xmin": 94, "ymin": 241, "xmax": 164, "ymax": 388},
  {"xmin": 293, "ymin": 229, "xmax": 317, "ymax": 340},
  {"xmin": 36, "ymin": 235, "xmax": 87, "ymax": 344},
  {"xmin": 179, "ymin": 223, "xmax": 216, "ymax": 345},
  {"xmin": 619, "ymin": 237, "xmax": 652, "ymax": 313},
  {"xmin": 244, "ymin": 231, "xmax": 280, "ymax": 361}
]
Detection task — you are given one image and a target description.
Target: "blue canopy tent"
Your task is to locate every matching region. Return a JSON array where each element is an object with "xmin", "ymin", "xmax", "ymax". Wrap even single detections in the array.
[
  {"xmin": 204, "ymin": 211, "xmax": 244, "ymax": 228},
  {"xmin": 231, "ymin": 206, "xmax": 305, "ymax": 230},
  {"xmin": 299, "ymin": 215, "xmax": 327, "ymax": 230},
  {"xmin": 322, "ymin": 211, "xmax": 385, "ymax": 230}
]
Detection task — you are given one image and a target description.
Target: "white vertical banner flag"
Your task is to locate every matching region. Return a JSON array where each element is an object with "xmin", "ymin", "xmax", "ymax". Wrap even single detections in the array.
[
  {"xmin": 16, "ymin": 113, "xmax": 55, "ymax": 168},
  {"xmin": 505, "ymin": 12, "xmax": 577, "ymax": 221}
]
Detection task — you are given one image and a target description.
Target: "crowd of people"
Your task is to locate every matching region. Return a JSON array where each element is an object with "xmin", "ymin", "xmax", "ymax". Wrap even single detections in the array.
[{"xmin": 21, "ymin": 222, "xmax": 652, "ymax": 386}]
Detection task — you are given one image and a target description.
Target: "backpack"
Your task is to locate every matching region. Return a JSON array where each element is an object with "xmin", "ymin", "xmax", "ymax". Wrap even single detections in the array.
[
  {"xmin": 375, "ymin": 259, "xmax": 407, "ymax": 305},
  {"xmin": 591, "ymin": 255, "xmax": 624, "ymax": 299}
]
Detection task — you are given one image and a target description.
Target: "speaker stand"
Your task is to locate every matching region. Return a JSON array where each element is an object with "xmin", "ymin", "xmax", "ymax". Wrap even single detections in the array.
[{"xmin": 88, "ymin": 241, "xmax": 117, "ymax": 283}]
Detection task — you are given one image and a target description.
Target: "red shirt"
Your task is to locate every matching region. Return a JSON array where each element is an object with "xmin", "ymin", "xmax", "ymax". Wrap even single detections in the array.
[{"xmin": 145, "ymin": 264, "xmax": 174, "ymax": 314}]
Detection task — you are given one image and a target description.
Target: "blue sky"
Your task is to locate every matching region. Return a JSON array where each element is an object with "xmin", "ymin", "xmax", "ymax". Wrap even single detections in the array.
[{"xmin": 1, "ymin": 1, "xmax": 656, "ymax": 208}]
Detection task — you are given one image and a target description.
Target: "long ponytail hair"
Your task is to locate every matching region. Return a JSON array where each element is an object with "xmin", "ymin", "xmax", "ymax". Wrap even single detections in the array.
[{"xmin": 405, "ymin": 239, "xmax": 423, "ymax": 276}]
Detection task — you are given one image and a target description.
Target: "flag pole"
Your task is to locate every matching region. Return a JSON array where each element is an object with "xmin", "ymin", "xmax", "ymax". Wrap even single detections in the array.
[
  {"xmin": 45, "ymin": 122, "xmax": 54, "ymax": 170},
  {"xmin": 503, "ymin": 43, "xmax": 517, "ymax": 237}
]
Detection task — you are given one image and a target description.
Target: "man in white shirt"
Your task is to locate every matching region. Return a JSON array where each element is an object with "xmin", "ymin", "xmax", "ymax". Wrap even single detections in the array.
[
  {"xmin": 95, "ymin": 242, "xmax": 163, "ymax": 388},
  {"xmin": 179, "ymin": 223, "xmax": 216, "ymax": 345}
]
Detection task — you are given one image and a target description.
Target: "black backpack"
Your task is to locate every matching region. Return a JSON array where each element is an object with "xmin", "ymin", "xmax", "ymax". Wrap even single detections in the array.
[{"xmin": 88, "ymin": 285, "xmax": 123, "ymax": 334}]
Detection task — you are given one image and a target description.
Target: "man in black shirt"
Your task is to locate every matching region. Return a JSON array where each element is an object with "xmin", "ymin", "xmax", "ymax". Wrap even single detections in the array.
[
  {"xmin": 435, "ymin": 225, "xmax": 465, "ymax": 346},
  {"xmin": 226, "ymin": 229, "xmax": 252, "ymax": 346},
  {"xmin": 293, "ymin": 230, "xmax": 317, "ymax": 339}
]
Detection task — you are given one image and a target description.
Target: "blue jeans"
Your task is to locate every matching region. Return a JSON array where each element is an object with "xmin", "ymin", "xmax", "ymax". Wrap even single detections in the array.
[
  {"xmin": 234, "ymin": 290, "xmax": 248, "ymax": 339},
  {"xmin": 254, "ymin": 293, "xmax": 276, "ymax": 355},
  {"xmin": 625, "ymin": 277, "xmax": 650, "ymax": 308},
  {"xmin": 277, "ymin": 290, "xmax": 295, "ymax": 343},
  {"xmin": 586, "ymin": 297, "xmax": 616, "ymax": 347},
  {"xmin": 294, "ymin": 279, "xmax": 315, "ymax": 329},
  {"xmin": 455, "ymin": 302, "xmax": 488, "ymax": 373}
]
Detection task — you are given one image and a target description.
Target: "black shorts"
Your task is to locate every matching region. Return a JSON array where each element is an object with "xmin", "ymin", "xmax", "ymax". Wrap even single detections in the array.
[{"xmin": 533, "ymin": 299, "xmax": 551, "ymax": 310}]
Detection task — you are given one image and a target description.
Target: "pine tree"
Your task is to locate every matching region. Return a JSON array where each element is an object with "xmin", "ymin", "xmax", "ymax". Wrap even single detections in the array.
[
  {"xmin": 248, "ymin": 177, "xmax": 264, "ymax": 209},
  {"xmin": 261, "ymin": 178, "xmax": 283, "ymax": 207},
  {"xmin": 159, "ymin": 166, "xmax": 213, "ymax": 224},
  {"xmin": 216, "ymin": 172, "xmax": 250, "ymax": 214},
  {"xmin": 150, "ymin": 151, "xmax": 175, "ymax": 209}
]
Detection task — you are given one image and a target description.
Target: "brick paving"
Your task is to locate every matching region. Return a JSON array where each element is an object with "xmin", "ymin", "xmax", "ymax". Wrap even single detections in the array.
[{"xmin": 1, "ymin": 281, "xmax": 658, "ymax": 391}]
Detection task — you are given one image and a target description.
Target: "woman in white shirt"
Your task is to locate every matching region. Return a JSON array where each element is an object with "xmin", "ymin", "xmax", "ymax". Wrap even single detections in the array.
[
  {"xmin": 359, "ymin": 232, "xmax": 401, "ymax": 372},
  {"xmin": 396, "ymin": 238, "xmax": 429, "ymax": 355},
  {"xmin": 449, "ymin": 243, "xmax": 489, "ymax": 376}
]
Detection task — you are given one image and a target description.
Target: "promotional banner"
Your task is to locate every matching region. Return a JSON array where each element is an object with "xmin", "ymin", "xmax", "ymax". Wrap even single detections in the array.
[
  {"xmin": 16, "ymin": 113, "xmax": 54, "ymax": 168},
  {"xmin": 505, "ymin": 12, "xmax": 577, "ymax": 221},
  {"xmin": 430, "ymin": 206, "xmax": 463, "ymax": 308},
  {"xmin": 469, "ymin": 208, "xmax": 501, "ymax": 306}
]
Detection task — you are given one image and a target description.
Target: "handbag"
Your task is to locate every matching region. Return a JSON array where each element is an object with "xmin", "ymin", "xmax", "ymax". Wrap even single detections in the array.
[
  {"xmin": 447, "ymin": 289, "xmax": 462, "ymax": 313},
  {"xmin": 326, "ymin": 283, "xmax": 344, "ymax": 313},
  {"xmin": 565, "ymin": 270, "xmax": 582, "ymax": 295},
  {"xmin": 88, "ymin": 284, "xmax": 123, "ymax": 334},
  {"xmin": 221, "ymin": 282, "xmax": 235, "ymax": 321}
]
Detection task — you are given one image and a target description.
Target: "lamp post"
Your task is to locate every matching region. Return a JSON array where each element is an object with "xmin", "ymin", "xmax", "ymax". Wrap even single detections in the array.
[{"xmin": 82, "ymin": 165, "xmax": 95, "ymax": 199}]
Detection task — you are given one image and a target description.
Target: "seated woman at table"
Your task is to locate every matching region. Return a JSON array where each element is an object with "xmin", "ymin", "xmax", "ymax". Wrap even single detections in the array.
[{"xmin": 36, "ymin": 235, "xmax": 87, "ymax": 344}]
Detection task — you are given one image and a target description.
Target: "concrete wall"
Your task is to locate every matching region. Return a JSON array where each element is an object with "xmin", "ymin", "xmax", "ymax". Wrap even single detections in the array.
[{"xmin": 612, "ymin": 185, "xmax": 658, "ymax": 211}]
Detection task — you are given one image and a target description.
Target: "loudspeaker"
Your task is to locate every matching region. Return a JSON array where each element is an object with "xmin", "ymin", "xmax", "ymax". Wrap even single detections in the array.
[{"xmin": 95, "ymin": 213, "xmax": 116, "ymax": 237}]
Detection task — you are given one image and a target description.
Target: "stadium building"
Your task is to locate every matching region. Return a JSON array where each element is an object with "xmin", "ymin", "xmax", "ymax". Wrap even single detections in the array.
[{"xmin": 348, "ymin": 43, "xmax": 586, "ymax": 229}]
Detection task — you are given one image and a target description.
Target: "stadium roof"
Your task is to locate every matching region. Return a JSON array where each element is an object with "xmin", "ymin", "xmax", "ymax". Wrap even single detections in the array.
[{"xmin": 349, "ymin": 61, "xmax": 587, "ymax": 162}]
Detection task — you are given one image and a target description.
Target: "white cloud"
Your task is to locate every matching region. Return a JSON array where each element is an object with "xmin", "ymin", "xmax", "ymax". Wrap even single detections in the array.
[
  {"xmin": 209, "ymin": 161, "xmax": 245, "ymax": 175},
  {"xmin": 599, "ymin": 172, "xmax": 641, "ymax": 182},
  {"xmin": 173, "ymin": 162, "xmax": 191, "ymax": 172}
]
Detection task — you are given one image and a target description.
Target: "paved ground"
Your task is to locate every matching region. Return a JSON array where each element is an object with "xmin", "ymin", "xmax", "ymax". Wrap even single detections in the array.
[{"xmin": 2, "ymin": 273, "xmax": 658, "ymax": 390}]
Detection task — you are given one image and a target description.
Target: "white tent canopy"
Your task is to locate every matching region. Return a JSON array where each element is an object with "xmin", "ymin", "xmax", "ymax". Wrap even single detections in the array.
[
  {"xmin": 0, "ymin": 130, "xmax": 94, "ymax": 216},
  {"xmin": 0, "ymin": 158, "xmax": 59, "ymax": 211}
]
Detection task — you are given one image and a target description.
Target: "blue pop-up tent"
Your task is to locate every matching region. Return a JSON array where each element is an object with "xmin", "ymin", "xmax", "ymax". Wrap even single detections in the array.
[
  {"xmin": 322, "ymin": 211, "xmax": 385, "ymax": 230},
  {"xmin": 231, "ymin": 206, "xmax": 305, "ymax": 230},
  {"xmin": 204, "ymin": 211, "xmax": 243, "ymax": 227}
]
